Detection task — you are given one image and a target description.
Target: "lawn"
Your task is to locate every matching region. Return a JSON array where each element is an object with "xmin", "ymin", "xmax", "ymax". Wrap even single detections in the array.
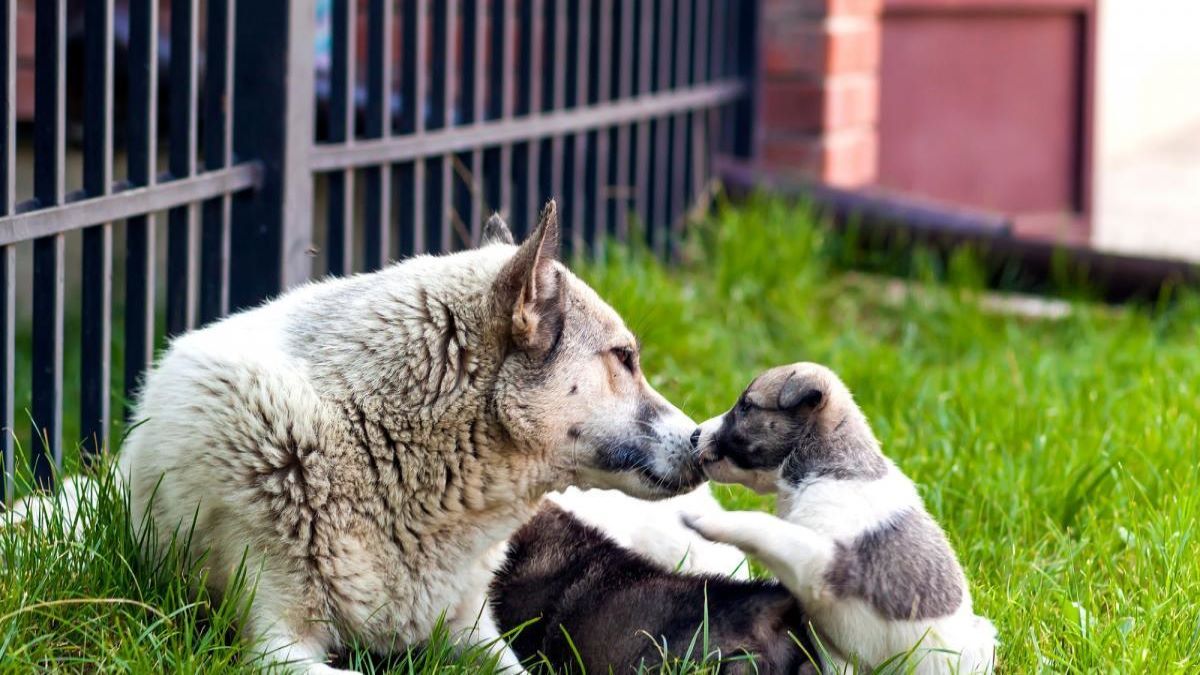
[{"xmin": 2, "ymin": 197, "xmax": 1198, "ymax": 673}]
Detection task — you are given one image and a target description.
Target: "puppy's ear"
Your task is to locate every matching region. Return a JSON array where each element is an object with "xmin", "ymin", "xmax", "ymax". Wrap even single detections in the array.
[
  {"xmin": 779, "ymin": 377, "xmax": 823, "ymax": 411},
  {"xmin": 494, "ymin": 200, "xmax": 564, "ymax": 353},
  {"xmin": 481, "ymin": 213, "xmax": 515, "ymax": 246}
]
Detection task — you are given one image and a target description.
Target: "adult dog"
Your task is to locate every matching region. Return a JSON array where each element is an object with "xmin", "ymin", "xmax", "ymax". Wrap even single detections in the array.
[{"xmin": 118, "ymin": 202, "xmax": 701, "ymax": 673}]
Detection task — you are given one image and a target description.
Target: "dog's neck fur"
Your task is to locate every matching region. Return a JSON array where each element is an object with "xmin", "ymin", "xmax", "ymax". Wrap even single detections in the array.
[
  {"xmin": 782, "ymin": 411, "xmax": 889, "ymax": 485},
  {"xmin": 283, "ymin": 248, "xmax": 567, "ymax": 533}
]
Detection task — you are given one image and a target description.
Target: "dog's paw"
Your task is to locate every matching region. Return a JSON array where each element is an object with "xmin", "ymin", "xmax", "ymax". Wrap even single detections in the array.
[{"xmin": 680, "ymin": 512, "xmax": 721, "ymax": 542}]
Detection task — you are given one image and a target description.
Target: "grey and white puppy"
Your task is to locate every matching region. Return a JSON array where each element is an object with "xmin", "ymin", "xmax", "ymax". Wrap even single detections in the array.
[{"xmin": 685, "ymin": 363, "xmax": 997, "ymax": 674}]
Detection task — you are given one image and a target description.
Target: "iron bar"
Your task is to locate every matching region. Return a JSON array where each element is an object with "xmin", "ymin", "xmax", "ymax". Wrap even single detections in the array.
[
  {"xmin": 364, "ymin": 0, "xmax": 393, "ymax": 268},
  {"xmin": 168, "ymin": 0, "xmax": 199, "ymax": 335},
  {"xmin": 124, "ymin": 0, "xmax": 158, "ymax": 420},
  {"xmin": 201, "ymin": 0, "xmax": 235, "ymax": 323},
  {"xmin": 326, "ymin": 0, "xmax": 355, "ymax": 275},
  {"xmin": 670, "ymin": 0, "xmax": 692, "ymax": 252},
  {"xmin": 0, "ymin": 165, "xmax": 262, "ymax": 246},
  {"xmin": 311, "ymin": 81, "xmax": 745, "ymax": 172},
  {"xmin": 32, "ymin": 0, "xmax": 67, "ymax": 487},
  {"xmin": 568, "ymin": 0, "xmax": 591, "ymax": 255},
  {"xmin": 81, "ymin": 0, "xmax": 115, "ymax": 460},
  {"xmin": 0, "ymin": 0, "xmax": 12, "ymax": 499}
]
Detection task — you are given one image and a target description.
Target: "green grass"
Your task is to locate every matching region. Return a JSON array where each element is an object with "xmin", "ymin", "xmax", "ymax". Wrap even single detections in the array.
[{"xmin": 3, "ymin": 196, "xmax": 1199, "ymax": 672}]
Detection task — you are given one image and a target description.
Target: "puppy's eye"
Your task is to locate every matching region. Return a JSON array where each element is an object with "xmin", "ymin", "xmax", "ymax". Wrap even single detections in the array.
[{"xmin": 611, "ymin": 346, "xmax": 638, "ymax": 374}]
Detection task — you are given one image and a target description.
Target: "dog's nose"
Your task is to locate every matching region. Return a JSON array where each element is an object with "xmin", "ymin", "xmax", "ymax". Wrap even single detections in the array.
[{"xmin": 689, "ymin": 428, "xmax": 701, "ymax": 450}]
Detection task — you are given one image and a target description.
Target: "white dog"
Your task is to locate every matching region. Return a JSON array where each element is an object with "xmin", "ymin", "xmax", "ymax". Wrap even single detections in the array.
[
  {"xmin": 686, "ymin": 363, "xmax": 997, "ymax": 674},
  {"xmin": 26, "ymin": 203, "xmax": 703, "ymax": 674}
]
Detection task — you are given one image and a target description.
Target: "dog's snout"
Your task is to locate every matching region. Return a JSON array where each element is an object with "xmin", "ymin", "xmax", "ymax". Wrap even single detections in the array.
[{"xmin": 693, "ymin": 415, "xmax": 724, "ymax": 463}]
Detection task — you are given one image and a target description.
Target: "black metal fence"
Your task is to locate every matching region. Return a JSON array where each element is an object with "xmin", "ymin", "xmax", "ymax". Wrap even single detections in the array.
[{"xmin": 0, "ymin": 0, "xmax": 756, "ymax": 500}]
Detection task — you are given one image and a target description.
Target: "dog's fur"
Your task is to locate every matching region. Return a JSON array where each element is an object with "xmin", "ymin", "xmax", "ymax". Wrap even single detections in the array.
[
  {"xmin": 116, "ymin": 203, "xmax": 702, "ymax": 673},
  {"xmin": 492, "ymin": 503, "xmax": 820, "ymax": 674},
  {"xmin": 546, "ymin": 484, "xmax": 750, "ymax": 578},
  {"xmin": 686, "ymin": 363, "xmax": 997, "ymax": 674}
]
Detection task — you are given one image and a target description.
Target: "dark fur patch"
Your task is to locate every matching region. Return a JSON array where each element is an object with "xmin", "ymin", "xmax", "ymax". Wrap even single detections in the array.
[
  {"xmin": 635, "ymin": 399, "xmax": 664, "ymax": 441},
  {"xmin": 710, "ymin": 404, "xmax": 888, "ymax": 484},
  {"xmin": 780, "ymin": 418, "xmax": 888, "ymax": 484},
  {"xmin": 709, "ymin": 409, "xmax": 795, "ymax": 472},
  {"xmin": 824, "ymin": 508, "xmax": 964, "ymax": 620},
  {"xmin": 491, "ymin": 505, "xmax": 818, "ymax": 673}
]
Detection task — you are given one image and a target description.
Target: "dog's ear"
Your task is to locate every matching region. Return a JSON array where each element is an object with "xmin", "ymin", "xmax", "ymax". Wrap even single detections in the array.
[
  {"xmin": 494, "ymin": 200, "xmax": 564, "ymax": 353},
  {"xmin": 481, "ymin": 213, "xmax": 515, "ymax": 246},
  {"xmin": 779, "ymin": 376, "xmax": 823, "ymax": 411}
]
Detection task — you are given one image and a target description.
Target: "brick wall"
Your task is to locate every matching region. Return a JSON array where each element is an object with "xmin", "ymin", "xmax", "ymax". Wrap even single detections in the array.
[{"xmin": 757, "ymin": 0, "xmax": 882, "ymax": 187}]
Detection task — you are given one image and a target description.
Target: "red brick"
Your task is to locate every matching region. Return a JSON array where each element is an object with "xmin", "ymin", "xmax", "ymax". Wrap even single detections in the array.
[
  {"xmin": 17, "ymin": 68, "xmax": 34, "ymax": 119},
  {"xmin": 762, "ymin": 80, "xmax": 825, "ymax": 134},
  {"xmin": 17, "ymin": 6, "xmax": 34, "ymax": 62},
  {"xmin": 760, "ymin": 135, "xmax": 825, "ymax": 181},
  {"xmin": 759, "ymin": 130, "xmax": 878, "ymax": 187},
  {"xmin": 761, "ymin": 75, "xmax": 878, "ymax": 134},
  {"xmin": 762, "ymin": 19, "xmax": 879, "ymax": 78},
  {"xmin": 763, "ymin": 0, "xmax": 882, "ymax": 21},
  {"xmin": 827, "ymin": 21, "xmax": 881, "ymax": 74},
  {"xmin": 828, "ymin": 0, "xmax": 884, "ymax": 17},
  {"xmin": 824, "ymin": 75, "xmax": 879, "ymax": 130},
  {"xmin": 762, "ymin": 20, "xmax": 829, "ymax": 79},
  {"xmin": 822, "ymin": 129, "xmax": 878, "ymax": 186},
  {"xmin": 755, "ymin": 0, "xmax": 881, "ymax": 183}
]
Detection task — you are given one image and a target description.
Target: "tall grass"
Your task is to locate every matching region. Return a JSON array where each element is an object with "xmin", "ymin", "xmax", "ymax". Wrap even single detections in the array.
[{"xmin": 2, "ymin": 197, "xmax": 1198, "ymax": 672}]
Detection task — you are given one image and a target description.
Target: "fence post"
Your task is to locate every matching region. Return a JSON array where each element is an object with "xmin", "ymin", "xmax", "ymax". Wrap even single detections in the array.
[
  {"xmin": 229, "ymin": 0, "xmax": 314, "ymax": 310},
  {"xmin": 734, "ymin": 0, "xmax": 760, "ymax": 160}
]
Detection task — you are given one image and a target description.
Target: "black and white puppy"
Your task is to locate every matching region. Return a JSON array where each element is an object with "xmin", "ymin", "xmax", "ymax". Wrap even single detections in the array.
[
  {"xmin": 685, "ymin": 363, "xmax": 997, "ymax": 674},
  {"xmin": 491, "ymin": 503, "xmax": 822, "ymax": 674}
]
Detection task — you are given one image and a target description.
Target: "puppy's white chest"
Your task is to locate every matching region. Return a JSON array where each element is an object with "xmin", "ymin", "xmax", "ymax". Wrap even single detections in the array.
[{"xmin": 778, "ymin": 472, "xmax": 920, "ymax": 541}]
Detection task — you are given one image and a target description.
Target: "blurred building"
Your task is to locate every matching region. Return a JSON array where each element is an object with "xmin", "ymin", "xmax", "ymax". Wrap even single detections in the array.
[
  {"xmin": 1092, "ymin": 0, "xmax": 1200, "ymax": 262},
  {"xmin": 757, "ymin": 0, "xmax": 1200, "ymax": 262}
]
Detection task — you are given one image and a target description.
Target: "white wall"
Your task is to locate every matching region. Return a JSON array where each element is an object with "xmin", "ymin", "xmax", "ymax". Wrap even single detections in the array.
[
  {"xmin": 1096, "ymin": 1, "xmax": 1200, "ymax": 161},
  {"xmin": 1093, "ymin": 0, "xmax": 1200, "ymax": 260}
]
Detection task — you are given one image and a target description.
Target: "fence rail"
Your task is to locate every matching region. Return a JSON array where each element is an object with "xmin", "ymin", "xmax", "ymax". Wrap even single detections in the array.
[{"xmin": 0, "ymin": 0, "xmax": 756, "ymax": 501}]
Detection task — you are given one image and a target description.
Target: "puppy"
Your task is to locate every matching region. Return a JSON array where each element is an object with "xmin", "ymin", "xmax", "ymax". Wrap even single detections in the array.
[
  {"xmin": 685, "ymin": 363, "xmax": 997, "ymax": 674},
  {"xmin": 492, "ymin": 503, "xmax": 822, "ymax": 674}
]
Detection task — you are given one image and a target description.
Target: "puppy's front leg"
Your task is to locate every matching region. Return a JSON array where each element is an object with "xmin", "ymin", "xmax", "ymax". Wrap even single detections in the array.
[{"xmin": 683, "ymin": 511, "xmax": 835, "ymax": 605}]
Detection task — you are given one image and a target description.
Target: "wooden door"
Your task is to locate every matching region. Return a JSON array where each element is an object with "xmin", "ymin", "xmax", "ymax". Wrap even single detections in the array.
[{"xmin": 876, "ymin": 0, "xmax": 1096, "ymax": 242}]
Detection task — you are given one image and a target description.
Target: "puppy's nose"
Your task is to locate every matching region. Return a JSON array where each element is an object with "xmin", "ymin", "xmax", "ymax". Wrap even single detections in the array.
[{"xmin": 689, "ymin": 428, "xmax": 701, "ymax": 450}]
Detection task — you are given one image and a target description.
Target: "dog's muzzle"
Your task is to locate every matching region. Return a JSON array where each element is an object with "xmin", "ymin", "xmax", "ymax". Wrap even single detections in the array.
[{"xmin": 693, "ymin": 415, "xmax": 725, "ymax": 464}]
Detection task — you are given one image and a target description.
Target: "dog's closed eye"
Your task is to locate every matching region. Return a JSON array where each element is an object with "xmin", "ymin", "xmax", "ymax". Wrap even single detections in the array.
[{"xmin": 611, "ymin": 346, "xmax": 638, "ymax": 374}]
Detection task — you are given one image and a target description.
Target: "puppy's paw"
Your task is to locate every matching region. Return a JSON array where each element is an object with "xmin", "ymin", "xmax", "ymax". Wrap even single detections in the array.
[
  {"xmin": 680, "ymin": 512, "xmax": 717, "ymax": 540},
  {"xmin": 681, "ymin": 512, "xmax": 750, "ymax": 553}
]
